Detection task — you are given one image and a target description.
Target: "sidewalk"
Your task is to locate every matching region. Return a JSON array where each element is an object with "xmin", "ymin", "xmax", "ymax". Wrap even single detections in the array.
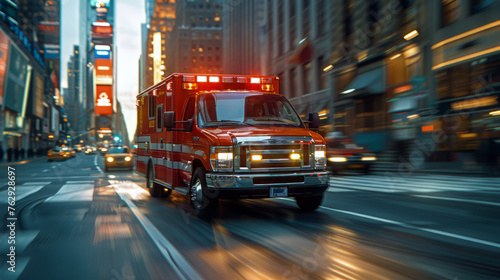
[{"xmin": 0, "ymin": 156, "xmax": 46, "ymax": 166}]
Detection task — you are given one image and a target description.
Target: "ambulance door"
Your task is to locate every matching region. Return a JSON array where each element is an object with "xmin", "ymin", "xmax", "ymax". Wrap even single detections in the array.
[{"xmin": 179, "ymin": 96, "xmax": 196, "ymax": 186}]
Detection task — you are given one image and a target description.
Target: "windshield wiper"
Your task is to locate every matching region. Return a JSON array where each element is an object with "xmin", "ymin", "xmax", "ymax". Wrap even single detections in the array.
[{"xmin": 204, "ymin": 120, "xmax": 255, "ymax": 127}]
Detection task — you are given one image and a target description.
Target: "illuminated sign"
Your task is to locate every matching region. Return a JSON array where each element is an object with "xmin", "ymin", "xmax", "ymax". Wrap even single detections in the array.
[
  {"xmin": 94, "ymin": 59, "xmax": 113, "ymax": 85},
  {"xmin": 95, "ymin": 85, "xmax": 113, "ymax": 115},
  {"xmin": 90, "ymin": 0, "xmax": 110, "ymax": 8},
  {"xmin": 92, "ymin": 21, "xmax": 113, "ymax": 36},
  {"xmin": 451, "ymin": 96, "xmax": 498, "ymax": 111},
  {"xmin": 394, "ymin": 85, "xmax": 413, "ymax": 94},
  {"xmin": 153, "ymin": 32, "xmax": 162, "ymax": 84}
]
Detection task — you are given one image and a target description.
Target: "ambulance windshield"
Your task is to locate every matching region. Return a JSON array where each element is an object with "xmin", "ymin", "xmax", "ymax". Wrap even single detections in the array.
[{"xmin": 198, "ymin": 93, "xmax": 304, "ymax": 128}]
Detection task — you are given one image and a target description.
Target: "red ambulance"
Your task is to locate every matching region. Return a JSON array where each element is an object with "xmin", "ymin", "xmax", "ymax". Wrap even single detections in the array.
[{"xmin": 135, "ymin": 73, "xmax": 329, "ymax": 217}]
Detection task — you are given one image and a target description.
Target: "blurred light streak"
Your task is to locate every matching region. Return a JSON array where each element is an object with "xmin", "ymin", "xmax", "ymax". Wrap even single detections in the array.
[
  {"xmin": 404, "ymin": 30, "xmax": 419, "ymax": 40},
  {"xmin": 390, "ymin": 53, "xmax": 401, "ymax": 60},
  {"xmin": 489, "ymin": 110, "xmax": 500, "ymax": 116},
  {"xmin": 323, "ymin": 64, "xmax": 333, "ymax": 72},
  {"xmin": 460, "ymin": 133, "xmax": 478, "ymax": 138},
  {"xmin": 407, "ymin": 114, "xmax": 419, "ymax": 119},
  {"xmin": 334, "ymin": 259, "xmax": 359, "ymax": 271},
  {"xmin": 432, "ymin": 46, "xmax": 500, "ymax": 70},
  {"xmin": 342, "ymin": 89, "xmax": 355, "ymax": 94},
  {"xmin": 432, "ymin": 20, "xmax": 500, "ymax": 49}
]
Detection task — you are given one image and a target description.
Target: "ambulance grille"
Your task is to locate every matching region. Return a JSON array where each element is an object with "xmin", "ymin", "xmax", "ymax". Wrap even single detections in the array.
[{"xmin": 235, "ymin": 137, "xmax": 313, "ymax": 172}]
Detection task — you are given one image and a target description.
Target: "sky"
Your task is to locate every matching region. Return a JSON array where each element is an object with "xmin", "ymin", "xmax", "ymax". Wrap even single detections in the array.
[{"xmin": 61, "ymin": 0, "xmax": 145, "ymax": 142}]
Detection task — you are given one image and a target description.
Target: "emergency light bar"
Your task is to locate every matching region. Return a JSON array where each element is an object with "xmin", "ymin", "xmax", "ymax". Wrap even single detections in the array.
[{"xmin": 179, "ymin": 75, "xmax": 277, "ymax": 92}]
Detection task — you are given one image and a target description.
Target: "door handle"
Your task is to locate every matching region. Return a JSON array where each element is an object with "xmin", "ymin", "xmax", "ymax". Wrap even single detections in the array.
[
  {"xmin": 193, "ymin": 137, "xmax": 199, "ymax": 141},
  {"xmin": 160, "ymin": 138, "xmax": 163, "ymax": 148}
]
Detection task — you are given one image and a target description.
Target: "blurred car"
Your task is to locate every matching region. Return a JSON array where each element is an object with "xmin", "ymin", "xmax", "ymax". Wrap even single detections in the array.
[
  {"xmin": 68, "ymin": 147, "xmax": 76, "ymax": 158},
  {"xmin": 84, "ymin": 145, "xmax": 97, "ymax": 155},
  {"xmin": 326, "ymin": 136, "xmax": 377, "ymax": 174},
  {"xmin": 99, "ymin": 146, "xmax": 109, "ymax": 154},
  {"xmin": 104, "ymin": 146, "xmax": 133, "ymax": 172},
  {"xmin": 47, "ymin": 147, "xmax": 70, "ymax": 161},
  {"xmin": 73, "ymin": 145, "xmax": 83, "ymax": 152}
]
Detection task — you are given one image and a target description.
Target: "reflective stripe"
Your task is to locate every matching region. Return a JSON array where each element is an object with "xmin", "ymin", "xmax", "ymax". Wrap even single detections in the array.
[{"xmin": 137, "ymin": 155, "xmax": 192, "ymax": 172}]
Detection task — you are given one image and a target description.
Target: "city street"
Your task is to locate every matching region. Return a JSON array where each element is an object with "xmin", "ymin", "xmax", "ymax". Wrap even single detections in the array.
[{"xmin": 0, "ymin": 153, "xmax": 499, "ymax": 280}]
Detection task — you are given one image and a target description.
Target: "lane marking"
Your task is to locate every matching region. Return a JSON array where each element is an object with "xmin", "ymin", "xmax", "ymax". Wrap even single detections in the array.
[
  {"xmin": 94, "ymin": 154, "xmax": 103, "ymax": 173},
  {"xmin": 113, "ymin": 182, "xmax": 201, "ymax": 280},
  {"xmin": 44, "ymin": 183, "xmax": 94, "ymax": 202},
  {"xmin": 414, "ymin": 195, "xmax": 500, "ymax": 207},
  {"xmin": 279, "ymin": 198, "xmax": 500, "ymax": 249}
]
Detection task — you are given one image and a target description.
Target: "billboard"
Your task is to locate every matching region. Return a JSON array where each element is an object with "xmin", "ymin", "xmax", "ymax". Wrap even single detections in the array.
[
  {"xmin": 4, "ymin": 43, "xmax": 30, "ymax": 113},
  {"xmin": 95, "ymin": 85, "xmax": 113, "ymax": 115},
  {"xmin": 94, "ymin": 58, "xmax": 112, "ymax": 85},
  {"xmin": 0, "ymin": 29, "xmax": 10, "ymax": 107},
  {"xmin": 90, "ymin": 0, "xmax": 110, "ymax": 8},
  {"xmin": 32, "ymin": 70, "xmax": 45, "ymax": 118},
  {"xmin": 95, "ymin": 45, "xmax": 111, "ymax": 59}
]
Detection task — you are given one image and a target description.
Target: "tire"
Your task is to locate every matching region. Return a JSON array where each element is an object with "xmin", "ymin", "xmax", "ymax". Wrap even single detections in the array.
[
  {"xmin": 147, "ymin": 163, "xmax": 171, "ymax": 197},
  {"xmin": 296, "ymin": 194, "xmax": 323, "ymax": 212},
  {"xmin": 190, "ymin": 168, "xmax": 218, "ymax": 219}
]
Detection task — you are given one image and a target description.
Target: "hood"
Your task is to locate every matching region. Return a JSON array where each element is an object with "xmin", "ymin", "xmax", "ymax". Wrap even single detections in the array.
[{"xmin": 203, "ymin": 126, "xmax": 325, "ymax": 146}]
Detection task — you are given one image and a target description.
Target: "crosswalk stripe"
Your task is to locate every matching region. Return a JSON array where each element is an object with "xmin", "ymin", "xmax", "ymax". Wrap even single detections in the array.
[
  {"xmin": 0, "ymin": 183, "xmax": 50, "ymax": 202},
  {"xmin": 328, "ymin": 174, "xmax": 500, "ymax": 193},
  {"xmin": 44, "ymin": 183, "xmax": 94, "ymax": 203}
]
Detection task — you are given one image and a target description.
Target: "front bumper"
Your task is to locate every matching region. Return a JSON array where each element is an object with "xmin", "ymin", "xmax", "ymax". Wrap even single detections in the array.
[{"xmin": 206, "ymin": 171, "xmax": 329, "ymax": 199}]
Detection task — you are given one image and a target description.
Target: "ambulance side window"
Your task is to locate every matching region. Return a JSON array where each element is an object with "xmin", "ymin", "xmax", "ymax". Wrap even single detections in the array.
[
  {"xmin": 157, "ymin": 104, "xmax": 163, "ymax": 131},
  {"xmin": 183, "ymin": 97, "xmax": 195, "ymax": 121},
  {"xmin": 148, "ymin": 95, "xmax": 156, "ymax": 120},
  {"xmin": 183, "ymin": 97, "xmax": 195, "ymax": 130}
]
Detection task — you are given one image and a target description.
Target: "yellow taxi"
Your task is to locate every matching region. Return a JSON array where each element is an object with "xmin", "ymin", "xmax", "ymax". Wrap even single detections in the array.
[
  {"xmin": 47, "ymin": 147, "xmax": 70, "ymax": 161},
  {"xmin": 104, "ymin": 146, "xmax": 133, "ymax": 172}
]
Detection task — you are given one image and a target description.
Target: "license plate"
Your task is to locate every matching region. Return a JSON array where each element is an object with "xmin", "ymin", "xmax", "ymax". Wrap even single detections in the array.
[
  {"xmin": 270, "ymin": 187, "xmax": 288, "ymax": 197},
  {"xmin": 349, "ymin": 164, "xmax": 364, "ymax": 168}
]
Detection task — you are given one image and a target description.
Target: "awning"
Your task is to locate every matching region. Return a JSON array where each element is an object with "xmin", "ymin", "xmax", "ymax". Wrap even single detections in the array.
[
  {"xmin": 341, "ymin": 67, "xmax": 385, "ymax": 95},
  {"xmin": 389, "ymin": 96, "xmax": 418, "ymax": 113}
]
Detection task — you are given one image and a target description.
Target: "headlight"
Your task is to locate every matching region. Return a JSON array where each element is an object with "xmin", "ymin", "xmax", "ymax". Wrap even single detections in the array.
[
  {"xmin": 328, "ymin": 157, "xmax": 347, "ymax": 162},
  {"xmin": 210, "ymin": 146, "xmax": 233, "ymax": 172},
  {"xmin": 106, "ymin": 157, "xmax": 114, "ymax": 162},
  {"xmin": 361, "ymin": 154, "xmax": 377, "ymax": 161},
  {"xmin": 314, "ymin": 145, "xmax": 326, "ymax": 169},
  {"xmin": 125, "ymin": 156, "xmax": 131, "ymax": 161}
]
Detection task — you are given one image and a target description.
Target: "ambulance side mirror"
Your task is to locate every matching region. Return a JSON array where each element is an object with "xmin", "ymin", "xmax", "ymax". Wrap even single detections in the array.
[
  {"xmin": 164, "ymin": 111, "xmax": 176, "ymax": 131},
  {"xmin": 308, "ymin": 112, "xmax": 320, "ymax": 131}
]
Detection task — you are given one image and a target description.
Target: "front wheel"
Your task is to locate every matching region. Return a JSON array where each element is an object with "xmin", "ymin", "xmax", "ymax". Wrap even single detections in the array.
[
  {"xmin": 190, "ymin": 168, "xmax": 218, "ymax": 219},
  {"xmin": 296, "ymin": 194, "xmax": 323, "ymax": 212}
]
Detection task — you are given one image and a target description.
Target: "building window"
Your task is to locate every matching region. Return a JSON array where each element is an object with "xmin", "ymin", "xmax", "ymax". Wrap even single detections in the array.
[
  {"xmin": 303, "ymin": 62, "xmax": 312, "ymax": 93},
  {"xmin": 342, "ymin": 0, "xmax": 352, "ymax": 42},
  {"xmin": 470, "ymin": 0, "xmax": 495, "ymax": 14},
  {"xmin": 317, "ymin": 0, "xmax": 325, "ymax": 36},
  {"xmin": 302, "ymin": 0, "xmax": 310, "ymax": 38},
  {"xmin": 289, "ymin": 67, "xmax": 296, "ymax": 98},
  {"xmin": 441, "ymin": 0, "xmax": 460, "ymax": 27}
]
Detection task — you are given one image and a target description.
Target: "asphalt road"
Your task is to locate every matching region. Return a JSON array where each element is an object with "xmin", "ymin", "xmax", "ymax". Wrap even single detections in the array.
[{"xmin": 0, "ymin": 152, "xmax": 499, "ymax": 280}]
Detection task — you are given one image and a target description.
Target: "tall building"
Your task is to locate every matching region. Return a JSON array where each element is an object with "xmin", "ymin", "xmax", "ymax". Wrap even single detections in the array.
[
  {"xmin": 259, "ymin": 0, "xmax": 335, "ymax": 137},
  {"xmin": 0, "ymin": 0, "xmax": 62, "ymax": 156},
  {"xmin": 222, "ymin": 0, "xmax": 265, "ymax": 75},
  {"xmin": 79, "ymin": 0, "xmax": 117, "ymax": 142},
  {"xmin": 65, "ymin": 46, "xmax": 80, "ymax": 132},
  {"xmin": 422, "ymin": 0, "xmax": 500, "ymax": 168},
  {"xmin": 167, "ymin": 0, "xmax": 223, "ymax": 75},
  {"xmin": 144, "ymin": 0, "xmax": 176, "ymax": 88}
]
